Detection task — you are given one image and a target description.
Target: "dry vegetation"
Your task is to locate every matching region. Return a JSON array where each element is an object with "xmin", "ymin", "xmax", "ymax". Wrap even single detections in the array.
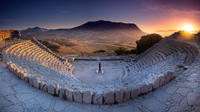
[{"xmin": 43, "ymin": 38, "xmax": 135, "ymax": 56}]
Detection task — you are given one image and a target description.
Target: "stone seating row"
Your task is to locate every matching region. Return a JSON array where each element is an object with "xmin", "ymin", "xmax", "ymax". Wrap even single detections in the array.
[
  {"xmin": 128, "ymin": 39, "xmax": 199, "ymax": 72},
  {"xmin": 6, "ymin": 58, "xmax": 176, "ymax": 104},
  {"xmin": 2, "ymin": 39, "xmax": 199, "ymax": 104},
  {"xmin": 4, "ymin": 41, "xmax": 72, "ymax": 75}
]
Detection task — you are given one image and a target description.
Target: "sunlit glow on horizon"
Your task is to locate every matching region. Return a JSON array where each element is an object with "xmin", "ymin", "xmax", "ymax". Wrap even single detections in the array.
[{"xmin": 181, "ymin": 24, "xmax": 194, "ymax": 33}]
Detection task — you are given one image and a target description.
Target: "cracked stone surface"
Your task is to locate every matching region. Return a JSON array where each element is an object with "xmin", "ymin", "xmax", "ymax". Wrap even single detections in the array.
[{"xmin": 1, "ymin": 56, "xmax": 200, "ymax": 112}]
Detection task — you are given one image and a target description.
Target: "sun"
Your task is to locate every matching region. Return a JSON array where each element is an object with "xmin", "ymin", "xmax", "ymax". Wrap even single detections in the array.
[{"xmin": 182, "ymin": 24, "xmax": 194, "ymax": 33}]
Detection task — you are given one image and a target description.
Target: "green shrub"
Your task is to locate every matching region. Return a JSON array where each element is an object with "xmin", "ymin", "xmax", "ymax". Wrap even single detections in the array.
[
  {"xmin": 135, "ymin": 34, "xmax": 162, "ymax": 54},
  {"xmin": 130, "ymin": 49, "xmax": 137, "ymax": 54},
  {"xmin": 93, "ymin": 49, "xmax": 106, "ymax": 53},
  {"xmin": 114, "ymin": 47, "xmax": 129, "ymax": 55}
]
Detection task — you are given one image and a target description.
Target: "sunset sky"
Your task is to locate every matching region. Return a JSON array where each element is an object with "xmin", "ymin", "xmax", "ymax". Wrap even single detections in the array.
[{"xmin": 1, "ymin": 0, "xmax": 200, "ymax": 36}]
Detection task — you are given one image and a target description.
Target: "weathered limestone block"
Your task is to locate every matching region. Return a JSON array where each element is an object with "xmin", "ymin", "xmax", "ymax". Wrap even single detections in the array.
[
  {"xmin": 164, "ymin": 73, "xmax": 170, "ymax": 82},
  {"xmin": 9, "ymin": 66, "xmax": 13, "ymax": 72},
  {"xmin": 153, "ymin": 77, "xmax": 160, "ymax": 89},
  {"xmin": 7, "ymin": 64, "xmax": 11, "ymax": 70},
  {"xmin": 18, "ymin": 72, "xmax": 23, "ymax": 79},
  {"xmin": 93, "ymin": 93, "xmax": 103, "ymax": 104},
  {"xmin": 123, "ymin": 89, "xmax": 131, "ymax": 102},
  {"xmin": 24, "ymin": 76, "xmax": 29, "ymax": 83},
  {"xmin": 13, "ymin": 68, "xmax": 16, "ymax": 73},
  {"xmin": 168, "ymin": 72, "xmax": 174, "ymax": 80},
  {"xmin": 42, "ymin": 84, "xmax": 48, "ymax": 92},
  {"xmin": 115, "ymin": 90, "xmax": 124, "ymax": 103},
  {"xmin": 131, "ymin": 88, "xmax": 140, "ymax": 99},
  {"xmin": 32, "ymin": 78, "xmax": 38, "ymax": 88},
  {"xmin": 15, "ymin": 69, "xmax": 20, "ymax": 77},
  {"xmin": 159, "ymin": 76, "xmax": 165, "ymax": 87},
  {"xmin": 21, "ymin": 73, "xmax": 26, "ymax": 80},
  {"xmin": 48, "ymin": 84, "xmax": 56, "ymax": 95},
  {"xmin": 29, "ymin": 77, "xmax": 34, "ymax": 86},
  {"xmin": 65, "ymin": 89, "xmax": 73, "ymax": 101},
  {"xmin": 40, "ymin": 81, "xmax": 46, "ymax": 90},
  {"xmin": 59, "ymin": 88, "xmax": 65, "ymax": 98},
  {"xmin": 83, "ymin": 91, "xmax": 93, "ymax": 104},
  {"xmin": 73, "ymin": 91, "xmax": 83, "ymax": 103},
  {"xmin": 103, "ymin": 92, "xmax": 114, "ymax": 104},
  {"xmin": 163, "ymin": 74, "xmax": 169, "ymax": 84},
  {"xmin": 55, "ymin": 84, "xmax": 60, "ymax": 96},
  {"xmin": 140, "ymin": 84, "xmax": 152, "ymax": 94},
  {"xmin": 35, "ymin": 78, "xmax": 41, "ymax": 89}
]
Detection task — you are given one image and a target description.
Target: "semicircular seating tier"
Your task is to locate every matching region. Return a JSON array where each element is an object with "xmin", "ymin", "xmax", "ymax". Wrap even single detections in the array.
[{"xmin": 2, "ymin": 37, "xmax": 200, "ymax": 104}]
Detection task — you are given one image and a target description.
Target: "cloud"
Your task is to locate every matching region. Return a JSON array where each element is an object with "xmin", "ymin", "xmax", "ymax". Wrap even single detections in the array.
[
  {"xmin": 154, "ymin": 29, "xmax": 178, "ymax": 36},
  {"xmin": 143, "ymin": 0, "xmax": 200, "ymax": 12},
  {"xmin": 156, "ymin": 29, "xmax": 176, "ymax": 32},
  {"xmin": 155, "ymin": 29, "xmax": 177, "ymax": 34}
]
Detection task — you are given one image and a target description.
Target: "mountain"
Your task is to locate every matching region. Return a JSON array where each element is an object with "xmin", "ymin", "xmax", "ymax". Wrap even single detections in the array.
[
  {"xmin": 22, "ymin": 26, "xmax": 48, "ymax": 32},
  {"xmin": 21, "ymin": 20, "xmax": 146, "ymax": 55},
  {"xmin": 21, "ymin": 20, "xmax": 146, "ymax": 43},
  {"xmin": 72, "ymin": 20, "xmax": 142, "ymax": 31}
]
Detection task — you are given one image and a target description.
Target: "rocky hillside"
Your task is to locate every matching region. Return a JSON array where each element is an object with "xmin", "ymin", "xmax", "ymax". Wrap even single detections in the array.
[
  {"xmin": 21, "ymin": 20, "xmax": 146, "ymax": 55},
  {"xmin": 0, "ymin": 30, "xmax": 21, "ymax": 41}
]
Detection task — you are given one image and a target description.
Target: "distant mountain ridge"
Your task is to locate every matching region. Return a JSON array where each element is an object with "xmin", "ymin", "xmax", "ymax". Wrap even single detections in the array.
[
  {"xmin": 22, "ymin": 20, "xmax": 144, "ymax": 32},
  {"xmin": 21, "ymin": 20, "xmax": 146, "ymax": 44},
  {"xmin": 22, "ymin": 26, "xmax": 48, "ymax": 32},
  {"xmin": 71, "ymin": 20, "xmax": 142, "ymax": 31}
]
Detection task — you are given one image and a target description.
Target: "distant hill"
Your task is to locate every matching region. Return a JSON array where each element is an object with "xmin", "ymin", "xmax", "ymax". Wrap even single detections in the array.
[
  {"xmin": 21, "ymin": 20, "xmax": 146, "ymax": 44},
  {"xmin": 72, "ymin": 20, "xmax": 141, "ymax": 31},
  {"xmin": 21, "ymin": 20, "xmax": 146, "ymax": 55},
  {"xmin": 23, "ymin": 26, "xmax": 48, "ymax": 32}
]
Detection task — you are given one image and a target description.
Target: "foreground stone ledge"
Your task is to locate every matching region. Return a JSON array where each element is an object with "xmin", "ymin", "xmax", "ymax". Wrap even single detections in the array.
[
  {"xmin": 48, "ymin": 84, "xmax": 56, "ymax": 95},
  {"xmin": 73, "ymin": 91, "xmax": 83, "ymax": 103},
  {"xmin": 65, "ymin": 89, "xmax": 73, "ymax": 101},
  {"xmin": 159, "ymin": 76, "xmax": 165, "ymax": 87},
  {"xmin": 6, "ymin": 63, "xmax": 177, "ymax": 104},
  {"xmin": 40, "ymin": 81, "xmax": 46, "ymax": 91},
  {"xmin": 140, "ymin": 84, "xmax": 153, "ymax": 94},
  {"xmin": 43, "ymin": 84, "xmax": 48, "ymax": 92},
  {"xmin": 55, "ymin": 84, "xmax": 60, "ymax": 96},
  {"xmin": 83, "ymin": 91, "xmax": 93, "ymax": 104},
  {"xmin": 130, "ymin": 88, "xmax": 140, "ymax": 99},
  {"xmin": 93, "ymin": 93, "xmax": 103, "ymax": 104},
  {"xmin": 153, "ymin": 77, "xmax": 160, "ymax": 89},
  {"xmin": 32, "ymin": 77, "xmax": 39, "ymax": 89},
  {"xmin": 123, "ymin": 89, "xmax": 131, "ymax": 102},
  {"xmin": 168, "ymin": 72, "xmax": 175, "ymax": 80},
  {"xmin": 115, "ymin": 90, "xmax": 124, "ymax": 103},
  {"xmin": 29, "ymin": 77, "xmax": 34, "ymax": 86},
  {"xmin": 59, "ymin": 88, "xmax": 65, "ymax": 98},
  {"xmin": 103, "ymin": 92, "xmax": 114, "ymax": 104}
]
